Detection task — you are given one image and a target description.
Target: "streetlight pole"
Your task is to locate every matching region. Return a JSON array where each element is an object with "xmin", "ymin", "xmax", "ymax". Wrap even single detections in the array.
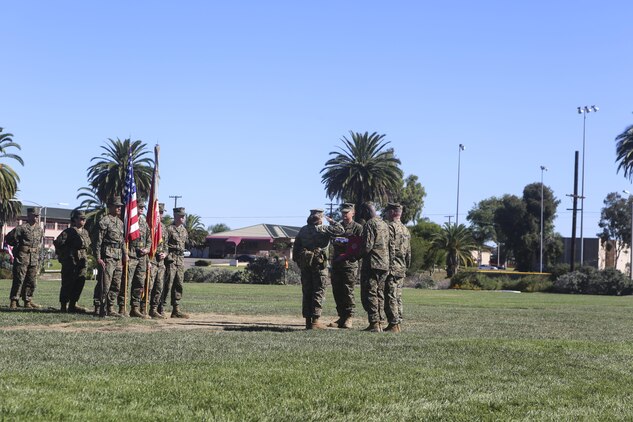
[
  {"xmin": 456, "ymin": 144, "xmax": 465, "ymax": 225},
  {"xmin": 624, "ymin": 190, "xmax": 633, "ymax": 280},
  {"xmin": 577, "ymin": 105, "xmax": 598, "ymax": 266},
  {"xmin": 540, "ymin": 166, "xmax": 548, "ymax": 272}
]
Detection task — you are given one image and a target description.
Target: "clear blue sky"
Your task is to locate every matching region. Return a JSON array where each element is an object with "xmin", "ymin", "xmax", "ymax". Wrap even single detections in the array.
[{"xmin": 2, "ymin": 1, "xmax": 632, "ymax": 237}]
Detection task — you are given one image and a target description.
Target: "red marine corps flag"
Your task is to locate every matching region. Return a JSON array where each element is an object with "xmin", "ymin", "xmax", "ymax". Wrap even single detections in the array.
[
  {"xmin": 123, "ymin": 147, "xmax": 140, "ymax": 242},
  {"xmin": 147, "ymin": 145, "xmax": 161, "ymax": 259}
]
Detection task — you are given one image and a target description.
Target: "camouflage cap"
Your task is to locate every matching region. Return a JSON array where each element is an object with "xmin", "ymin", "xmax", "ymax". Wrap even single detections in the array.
[
  {"xmin": 27, "ymin": 207, "xmax": 41, "ymax": 216},
  {"xmin": 341, "ymin": 203, "xmax": 355, "ymax": 213},
  {"xmin": 385, "ymin": 202, "xmax": 403, "ymax": 211},
  {"xmin": 108, "ymin": 196, "xmax": 124, "ymax": 207},
  {"xmin": 71, "ymin": 209, "xmax": 86, "ymax": 219},
  {"xmin": 173, "ymin": 207, "xmax": 186, "ymax": 217},
  {"xmin": 158, "ymin": 203, "xmax": 165, "ymax": 213}
]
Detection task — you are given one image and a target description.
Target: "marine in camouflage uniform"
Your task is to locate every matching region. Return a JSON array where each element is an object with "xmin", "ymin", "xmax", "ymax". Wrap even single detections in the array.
[
  {"xmin": 93, "ymin": 197, "xmax": 126, "ymax": 317},
  {"xmin": 149, "ymin": 203, "xmax": 168, "ymax": 319},
  {"xmin": 54, "ymin": 209, "xmax": 91, "ymax": 313},
  {"xmin": 6, "ymin": 207, "xmax": 44, "ymax": 309},
  {"xmin": 292, "ymin": 208, "xmax": 344, "ymax": 329},
  {"xmin": 384, "ymin": 203, "xmax": 411, "ymax": 333},
  {"xmin": 358, "ymin": 202, "xmax": 390, "ymax": 332},
  {"xmin": 161, "ymin": 207, "xmax": 190, "ymax": 318},
  {"xmin": 121, "ymin": 200, "xmax": 152, "ymax": 318},
  {"xmin": 328, "ymin": 203, "xmax": 363, "ymax": 329}
]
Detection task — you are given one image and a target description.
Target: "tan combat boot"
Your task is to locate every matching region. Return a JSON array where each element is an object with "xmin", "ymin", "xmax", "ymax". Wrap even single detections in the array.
[
  {"xmin": 384, "ymin": 323, "xmax": 401, "ymax": 333},
  {"xmin": 339, "ymin": 317, "xmax": 353, "ymax": 329},
  {"xmin": 327, "ymin": 318, "xmax": 341, "ymax": 328},
  {"xmin": 24, "ymin": 301, "xmax": 42, "ymax": 309},
  {"xmin": 363, "ymin": 321, "xmax": 383, "ymax": 332},
  {"xmin": 311, "ymin": 317, "xmax": 326, "ymax": 330},
  {"xmin": 107, "ymin": 305, "xmax": 122, "ymax": 317},
  {"xmin": 171, "ymin": 305, "xmax": 190, "ymax": 319},
  {"xmin": 9, "ymin": 300, "xmax": 18, "ymax": 310},
  {"xmin": 118, "ymin": 305, "xmax": 128, "ymax": 317},
  {"xmin": 130, "ymin": 305, "xmax": 149, "ymax": 319},
  {"xmin": 149, "ymin": 306, "xmax": 165, "ymax": 319}
]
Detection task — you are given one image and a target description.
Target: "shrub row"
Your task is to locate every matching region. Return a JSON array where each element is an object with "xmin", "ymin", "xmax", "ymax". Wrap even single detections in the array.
[
  {"xmin": 184, "ymin": 257, "xmax": 301, "ymax": 285},
  {"xmin": 451, "ymin": 270, "xmax": 552, "ymax": 292},
  {"xmin": 552, "ymin": 267, "xmax": 633, "ymax": 295}
]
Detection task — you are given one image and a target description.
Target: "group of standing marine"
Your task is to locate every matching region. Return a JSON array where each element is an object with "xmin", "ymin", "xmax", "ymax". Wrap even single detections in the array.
[
  {"xmin": 4, "ymin": 198, "xmax": 191, "ymax": 319},
  {"xmin": 293, "ymin": 201, "xmax": 411, "ymax": 332}
]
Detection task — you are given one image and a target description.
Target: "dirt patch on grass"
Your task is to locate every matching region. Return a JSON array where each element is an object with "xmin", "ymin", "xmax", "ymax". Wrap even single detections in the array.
[{"xmin": 0, "ymin": 312, "xmax": 311, "ymax": 333}]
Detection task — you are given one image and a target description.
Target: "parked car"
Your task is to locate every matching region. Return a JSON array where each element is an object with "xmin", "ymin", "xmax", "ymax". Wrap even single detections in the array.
[
  {"xmin": 236, "ymin": 254, "xmax": 257, "ymax": 262},
  {"xmin": 478, "ymin": 265, "xmax": 498, "ymax": 270},
  {"xmin": 183, "ymin": 250, "xmax": 191, "ymax": 257}
]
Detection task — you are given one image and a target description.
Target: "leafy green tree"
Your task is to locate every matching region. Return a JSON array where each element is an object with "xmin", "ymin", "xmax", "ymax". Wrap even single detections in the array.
[
  {"xmin": 185, "ymin": 214, "xmax": 208, "ymax": 248},
  {"xmin": 409, "ymin": 219, "xmax": 444, "ymax": 274},
  {"xmin": 598, "ymin": 192, "xmax": 630, "ymax": 268},
  {"xmin": 209, "ymin": 223, "xmax": 231, "ymax": 233},
  {"xmin": 393, "ymin": 174, "xmax": 426, "ymax": 224},
  {"xmin": 87, "ymin": 138, "xmax": 153, "ymax": 203},
  {"xmin": 467, "ymin": 197, "xmax": 502, "ymax": 246},
  {"xmin": 321, "ymin": 131, "xmax": 403, "ymax": 211},
  {"xmin": 432, "ymin": 223, "xmax": 477, "ymax": 278},
  {"xmin": 615, "ymin": 124, "xmax": 633, "ymax": 180}
]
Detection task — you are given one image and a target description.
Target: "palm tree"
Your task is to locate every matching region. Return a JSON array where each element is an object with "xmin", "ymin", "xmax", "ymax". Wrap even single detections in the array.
[
  {"xmin": 321, "ymin": 131, "xmax": 403, "ymax": 209},
  {"xmin": 0, "ymin": 128, "xmax": 24, "ymax": 203},
  {"xmin": 185, "ymin": 214, "xmax": 208, "ymax": 248},
  {"xmin": 0, "ymin": 128, "xmax": 24, "ymax": 237},
  {"xmin": 432, "ymin": 223, "xmax": 477, "ymax": 278},
  {"xmin": 616, "ymin": 125, "xmax": 633, "ymax": 180},
  {"xmin": 87, "ymin": 138, "xmax": 154, "ymax": 203}
]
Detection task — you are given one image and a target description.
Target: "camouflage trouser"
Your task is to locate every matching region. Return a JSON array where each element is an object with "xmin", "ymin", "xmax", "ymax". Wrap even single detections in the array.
[
  {"xmin": 10, "ymin": 262, "xmax": 38, "ymax": 302},
  {"xmin": 59, "ymin": 260, "xmax": 87, "ymax": 304},
  {"xmin": 331, "ymin": 265, "xmax": 358, "ymax": 319},
  {"xmin": 300, "ymin": 266, "xmax": 328, "ymax": 318},
  {"xmin": 360, "ymin": 268, "xmax": 387, "ymax": 324},
  {"xmin": 162, "ymin": 263, "xmax": 185, "ymax": 308},
  {"xmin": 93, "ymin": 258, "xmax": 122, "ymax": 307},
  {"xmin": 384, "ymin": 274, "xmax": 404, "ymax": 325},
  {"xmin": 149, "ymin": 259, "xmax": 166, "ymax": 307},
  {"xmin": 121, "ymin": 256, "xmax": 149, "ymax": 306}
]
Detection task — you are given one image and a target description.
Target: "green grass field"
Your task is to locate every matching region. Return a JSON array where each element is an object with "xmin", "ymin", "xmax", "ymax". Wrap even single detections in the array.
[{"xmin": 1, "ymin": 279, "xmax": 633, "ymax": 421}]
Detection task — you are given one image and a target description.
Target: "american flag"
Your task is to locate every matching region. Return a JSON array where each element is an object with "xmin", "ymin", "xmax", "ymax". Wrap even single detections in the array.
[{"xmin": 124, "ymin": 147, "xmax": 140, "ymax": 242}]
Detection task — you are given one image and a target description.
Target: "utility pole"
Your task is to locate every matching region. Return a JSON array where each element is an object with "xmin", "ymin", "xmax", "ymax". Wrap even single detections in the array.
[
  {"xmin": 169, "ymin": 195, "xmax": 182, "ymax": 209},
  {"xmin": 445, "ymin": 215, "xmax": 453, "ymax": 225},
  {"xmin": 325, "ymin": 202, "xmax": 338, "ymax": 217},
  {"xmin": 566, "ymin": 151, "xmax": 581, "ymax": 272}
]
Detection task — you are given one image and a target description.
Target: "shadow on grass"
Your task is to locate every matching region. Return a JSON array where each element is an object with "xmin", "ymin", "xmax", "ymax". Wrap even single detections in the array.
[
  {"xmin": 0, "ymin": 306, "xmax": 61, "ymax": 314},
  {"xmin": 169, "ymin": 320, "xmax": 302, "ymax": 333}
]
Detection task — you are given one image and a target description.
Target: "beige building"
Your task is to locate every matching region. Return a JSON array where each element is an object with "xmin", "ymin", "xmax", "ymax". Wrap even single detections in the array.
[{"xmin": 1, "ymin": 206, "xmax": 72, "ymax": 254}]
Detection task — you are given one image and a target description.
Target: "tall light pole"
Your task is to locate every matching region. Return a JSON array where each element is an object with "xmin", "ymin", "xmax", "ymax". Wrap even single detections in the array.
[
  {"xmin": 577, "ymin": 105, "xmax": 598, "ymax": 265},
  {"xmin": 540, "ymin": 166, "xmax": 548, "ymax": 272},
  {"xmin": 456, "ymin": 144, "xmax": 465, "ymax": 225},
  {"xmin": 623, "ymin": 190, "xmax": 633, "ymax": 280}
]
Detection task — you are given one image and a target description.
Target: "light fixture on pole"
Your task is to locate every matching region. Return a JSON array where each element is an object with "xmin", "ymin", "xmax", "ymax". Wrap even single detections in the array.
[
  {"xmin": 577, "ymin": 105, "xmax": 598, "ymax": 265},
  {"xmin": 456, "ymin": 143, "xmax": 465, "ymax": 225},
  {"xmin": 540, "ymin": 166, "xmax": 548, "ymax": 273},
  {"xmin": 623, "ymin": 190, "xmax": 633, "ymax": 280}
]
